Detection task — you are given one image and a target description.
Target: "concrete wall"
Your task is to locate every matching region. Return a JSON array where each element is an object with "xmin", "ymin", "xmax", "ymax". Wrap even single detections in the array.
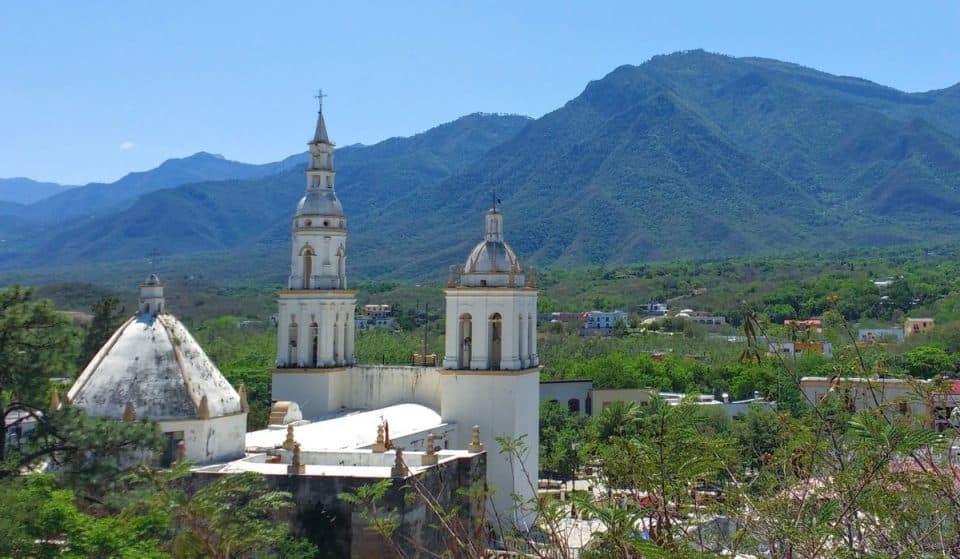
[
  {"xmin": 440, "ymin": 368, "xmax": 539, "ymax": 529},
  {"xmin": 339, "ymin": 365, "xmax": 442, "ymax": 412},
  {"xmin": 191, "ymin": 453, "xmax": 485, "ymax": 559},
  {"xmin": 162, "ymin": 413, "xmax": 246, "ymax": 465},
  {"xmin": 591, "ymin": 388, "xmax": 656, "ymax": 412},
  {"xmin": 540, "ymin": 380, "xmax": 593, "ymax": 415}
]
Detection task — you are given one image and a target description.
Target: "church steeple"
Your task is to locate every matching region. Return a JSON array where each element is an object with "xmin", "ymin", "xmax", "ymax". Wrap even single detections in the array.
[{"xmin": 273, "ymin": 95, "xmax": 356, "ymax": 372}]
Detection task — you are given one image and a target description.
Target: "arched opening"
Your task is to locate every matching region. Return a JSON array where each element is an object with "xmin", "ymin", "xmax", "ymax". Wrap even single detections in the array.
[
  {"xmin": 488, "ymin": 313, "xmax": 502, "ymax": 370},
  {"xmin": 568, "ymin": 398, "xmax": 580, "ymax": 414},
  {"xmin": 518, "ymin": 314, "xmax": 526, "ymax": 367},
  {"xmin": 458, "ymin": 313, "xmax": 472, "ymax": 369},
  {"xmin": 528, "ymin": 313, "xmax": 536, "ymax": 365},
  {"xmin": 288, "ymin": 321, "xmax": 298, "ymax": 365},
  {"xmin": 310, "ymin": 322, "xmax": 319, "ymax": 367},
  {"xmin": 300, "ymin": 245, "xmax": 316, "ymax": 289}
]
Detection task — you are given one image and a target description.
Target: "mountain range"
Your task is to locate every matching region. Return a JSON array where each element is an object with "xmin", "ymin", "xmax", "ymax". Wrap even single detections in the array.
[{"xmin": 3, "ymin": 50, "xmax": 960, "ymax": 284}]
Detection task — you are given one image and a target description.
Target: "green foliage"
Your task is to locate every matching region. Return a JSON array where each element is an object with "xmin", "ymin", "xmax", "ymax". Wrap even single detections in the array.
[
  {"xmin": 538, "ymin": 400, "xmax": 586, "ymax": 481},
  {"xmin": 898, "ymin": 344, "xmax": 955, "ymax": 378},
  {"xmin": 0, "ymin": 475, "xmax": 168, "ymax": 558},
  {"xmin": 133, "ymin": 464, "xmax": 315, "ymax": 559},
  {"xmin": 79, "ymin": 295, "xmax": 125, "ymax": 368}
]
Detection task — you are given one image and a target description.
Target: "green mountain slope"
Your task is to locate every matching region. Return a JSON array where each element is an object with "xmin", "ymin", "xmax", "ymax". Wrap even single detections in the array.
[
  {"xmin": 5, "ymin": 114, "xmax": 530, "ymax": 269},
  {"xmin": 5, "ymin": 51, "xmax": 960, "ymax": 283},
  {"xmin": 347, "ymin": 51, "xmax": 960, "ymax": 278}
]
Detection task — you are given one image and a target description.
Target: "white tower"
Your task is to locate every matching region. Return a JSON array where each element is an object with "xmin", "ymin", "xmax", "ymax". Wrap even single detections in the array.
[
  {"xmin": 273, "ymin": 96, "xmax": 357, "ymax": 417},
  {"xmin": 440, "ymin": 206, "xmax": 540, "ymax": 528}
]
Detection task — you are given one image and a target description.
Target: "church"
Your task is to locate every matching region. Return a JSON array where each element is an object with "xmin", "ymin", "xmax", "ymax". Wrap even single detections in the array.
[
  {"xmin": 269, "ymin": 102, "xmax": 540, "ymax": 526},
  {"xmin": 66, "ymin": 99, "xmax": 542, "ymax": 550}
]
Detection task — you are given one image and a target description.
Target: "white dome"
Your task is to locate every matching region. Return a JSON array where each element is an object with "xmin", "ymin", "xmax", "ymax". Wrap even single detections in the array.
[
  {"xmin": 68, "ymin": 314, "xmax": 242, "ymax": 421},
  {"xmin": 296, "ymin": 190, "xmax": 344, "ymax": 217},
  {"xmin": 464, "ymin": 240, "xmax": 521, "ymax": 274}
]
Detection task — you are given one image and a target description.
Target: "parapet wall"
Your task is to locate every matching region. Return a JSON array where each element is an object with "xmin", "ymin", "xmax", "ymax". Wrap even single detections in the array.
[{"xmin": 338, "ymin": 365, "xmax": 442, "ymax": 412}]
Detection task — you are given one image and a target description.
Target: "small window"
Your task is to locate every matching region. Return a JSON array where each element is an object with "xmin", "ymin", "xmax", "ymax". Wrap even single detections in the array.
[
  {"xmin": 568, "ymin": 398, "xmax": 580, "ymax": 414},
  {"xmin": 898, "ymin": 401, "xmax": 908, "ymax": 415}
]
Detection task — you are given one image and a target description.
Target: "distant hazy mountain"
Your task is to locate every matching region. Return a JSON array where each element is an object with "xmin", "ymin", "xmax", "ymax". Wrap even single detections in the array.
[
  {"xmin": 2, "ymin": 113, "xmax": 531, "ymax": 269},
  {"xmin": 5, "ymin": 51, "xmax": 960, "ymax": 283},
  {"xmin": 8, "ymin": 152, "xmax": 286, "ymax": 223},
  {"xmin": 0, "ymin": 177, "xmax": 74, "ymax": 204}
]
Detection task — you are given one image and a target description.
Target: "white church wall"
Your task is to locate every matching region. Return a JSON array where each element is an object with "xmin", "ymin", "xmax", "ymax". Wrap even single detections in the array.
[
  {"xmin": 272, "ymin": 370, "xmax": 344, "ymax": 420},
  {"xmin": 163, "ymin": 413, "xmax": 246, "ymax": 465},
  {"xmin": 439, "ymin": 368, "xmax": 539, "ymax": 527},
  {"xmin": 337, "ymin": 365, "xmax": 442, "ymax": 412}
]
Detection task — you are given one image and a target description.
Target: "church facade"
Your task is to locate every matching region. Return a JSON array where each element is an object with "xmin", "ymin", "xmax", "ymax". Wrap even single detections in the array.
[{"xmin": 272, "ymin": 106, "xmax": 540, "ymax": 526}]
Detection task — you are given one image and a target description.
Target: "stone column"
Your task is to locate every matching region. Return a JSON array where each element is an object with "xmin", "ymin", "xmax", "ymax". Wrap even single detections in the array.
[
  {"xmin": 500, "ymin": 306, "xmax": 521, "ymax": 370},
  {"xmin": 470, "ymin": 315, "xmax": 488, "ymax": 370},
  {"xmin": 518, "ymin": 313, "xmax": 527, "ymax": 369},
  {"xmin": 277, "ymin": 306, "xmax": 290, "ymax": 366},
  {"xmin": 297, "ymin": 305, "xmax": 309, "ymax": 366},
  {"xmin": 528, "ymin": 311, "xmax": 538, "ymax": 367},
  {"xmin": 345, "ymin": 309, "xmax": 355, "ymax": 365}
]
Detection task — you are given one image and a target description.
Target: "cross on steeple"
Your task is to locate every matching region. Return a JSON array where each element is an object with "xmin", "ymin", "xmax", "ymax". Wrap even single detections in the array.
[
  {"xmin": 314, "ymin": 88, "xmax": 328, "ymax": 113},
  {"xmin": 491, "ymin": 191, "xmax": 501, "ymax": 212},
  {"xmin": 147, "ymin": 249, "xmax": 161, "ymax": 274}
]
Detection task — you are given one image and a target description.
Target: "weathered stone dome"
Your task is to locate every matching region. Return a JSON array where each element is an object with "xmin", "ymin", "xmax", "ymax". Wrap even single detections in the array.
[{"xmin": 68, "ymin": 313, "xmax": 242, "ymax": 421}]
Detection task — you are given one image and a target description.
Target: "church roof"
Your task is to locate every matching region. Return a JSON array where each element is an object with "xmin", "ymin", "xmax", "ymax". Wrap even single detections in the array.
[
  {"xmin": 295, "ymin": 189, "xmax": 344, "ymax": 217},
  {"xmin": 464, "ymin": 240, "xmax": 521, "ymax": 275},
  {"xmin": 312, "ymin": 110, "xmax": 330, "ymax": 144},
  {"xmin": 245, "ymin": 404, "xmax": 445, "ymax": 452},
  {"xmin": 68, "ymin": 312, "xmax": 242, "ymax": 421}
]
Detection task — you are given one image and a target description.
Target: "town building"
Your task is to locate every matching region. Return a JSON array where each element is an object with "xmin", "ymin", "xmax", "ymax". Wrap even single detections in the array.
[
  {"xmin": 581, "ymin": 309, "xmax": 629, "ymax": 336},
  {"xmin": 904, "ymin": 317, "xmax": 935, "ymax": 337},
  {"xmin": 768, "ymin": 341, "xmax": 834, "ymax": 358},
  {"xmin": 354, "ymin": 304, "xmax": 398, "ymax": 330},
  {"xmin": 858, "ymin": 327, "xmax": 905, "ymax": 344}
]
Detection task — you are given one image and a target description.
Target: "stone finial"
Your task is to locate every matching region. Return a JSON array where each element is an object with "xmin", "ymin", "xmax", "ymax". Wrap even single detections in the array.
[
  {"xmin": 391, "ymin": 447, "xmax": 408, "ymax": 479},
  {"xmin": 508, "ymin": 266, "xmax": 516, "ymax": 287},
  {"xmin": 122, "ymin": 400, "xmax": 137, "ymax": 422},
  {"xmin": 174, "ymin": 439, "xmax": 187, "ymax": 464},
  {"xmin": 448, "ymin": 265, "xmax": 458, "ymax": 288},
  {"xmin": 526, "ymin": 266, "xmax": 537, "ymax": 288},
  {"xmin": 372, "ymin": 423, "xmax": 387, "ymax": 453},
  {"xmin": 288, "ymin": 442, "xmax": 305, "ymax": 475},
  {"xmin": 238, "ymin": 384, "xmax": 249, "ymax": 413},
  {"xmin": 282, "ymin": 424, "xmax": 296, "ymax": 450},
  {"xmin": 421, "ymin": 433, "xmax": 439, "ymax": 466},
  {"xmin": 468, "ymin": 425, "xmax": 484, "ymax": 453},
  {"xmin": 383, "ymin": 420, "xmax": 391, "ymax": 449},
  {"xmin": 197, "ymin": 395, "xmax": 210, "ymax": 420},
  {"xmin": 49, "ymin": 389, "xmax": 61, "ymax": 411}
]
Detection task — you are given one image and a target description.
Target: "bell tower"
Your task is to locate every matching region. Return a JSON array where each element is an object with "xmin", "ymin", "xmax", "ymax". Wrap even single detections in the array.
[
  {"xmin": 439, "ymin": 204, "xmax": 539, "ymax": 527},
  {"xmin": 272, "ymin": 93, "xmax": 357, "ymax": 418}
]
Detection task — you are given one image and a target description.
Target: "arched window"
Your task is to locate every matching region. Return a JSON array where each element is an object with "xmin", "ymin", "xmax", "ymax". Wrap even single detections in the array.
[
  {"xmin": 488, "ymin": 313, "xmax": 502, "ymax": 370},
  {"xmin": 458, "ymin": 313, "xmax": 472, "ymax": 369},
  {"xmin": 310, "ymin": 322, "xmax": 319, "ymax": 367},
  {"xmin": 568, "ymin": 398, "xmax": 580, "ymax": 414},
  {"xmin": 288, "ymin": 321, "xmax": 298, "ymax": 365},
  {"xmin": 299, "ymin": 245, "xmax": 316, "ymax": 289}
]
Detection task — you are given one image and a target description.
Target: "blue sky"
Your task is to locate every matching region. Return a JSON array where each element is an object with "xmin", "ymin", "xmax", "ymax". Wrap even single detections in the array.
[{"xmin": 2, "ymin": 1, "xmax": 958, "ymax": 185}]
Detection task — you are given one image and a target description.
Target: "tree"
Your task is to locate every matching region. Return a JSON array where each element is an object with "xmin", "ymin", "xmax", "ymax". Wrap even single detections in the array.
[
  {"xmin": 79, "ymin": 296, "xmax": 125, "ymax": 368},
  {"xmin": 899, "ymin": 344, "xmax": 955, "ymax": 378},
  {"xmin": 133, "ymin": 464, "xmax": 316, "ymax": 559},
  {"xmin": 539, "ymin": 400, "xmax": 585, "ymax": 481},
  {"xmin": 0, "ymin": 474, "xmax": 169, "ymax": 558},
  {"xmin": 0, "ymin": 286, "xmax": 162, "ymax": 489}
]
